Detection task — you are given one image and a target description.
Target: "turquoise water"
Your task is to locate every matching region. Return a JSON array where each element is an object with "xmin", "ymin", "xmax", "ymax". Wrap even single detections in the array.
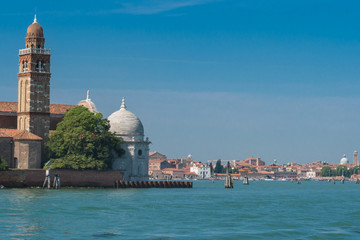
[{"xmin": 0, "ymin": 181, "xmax": 360, "ymax": 239}]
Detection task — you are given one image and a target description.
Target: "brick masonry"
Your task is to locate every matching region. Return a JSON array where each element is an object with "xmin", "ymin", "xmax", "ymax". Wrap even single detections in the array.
[{"xmin": 0, "ymin": 169, "xmax": 124, "ymax": 188}]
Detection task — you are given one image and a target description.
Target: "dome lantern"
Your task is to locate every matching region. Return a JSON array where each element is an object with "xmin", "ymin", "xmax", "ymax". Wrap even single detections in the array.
[{"xmin": 25, "ymin": 14, "xmax": 45, "ymax": 49}]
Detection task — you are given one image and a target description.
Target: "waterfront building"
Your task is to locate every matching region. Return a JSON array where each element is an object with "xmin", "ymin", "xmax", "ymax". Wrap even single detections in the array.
[
  {"xmin": 190, "ymin": 163, "xmax": 211, "ymax": 179},
  {"xmin": 306, "ymin": 169, "xmax": 317, "ymax": 178},
  {"xmin": 0, "ymin": 16, "xmax": 150, "ymax": 179},
  {"xmin": 108, "ymin": 98, "xmax": 150, "ymax": 181},
  {"xmin": 161, "ymin": 168, "xmax": 187, "ymax": 179}
]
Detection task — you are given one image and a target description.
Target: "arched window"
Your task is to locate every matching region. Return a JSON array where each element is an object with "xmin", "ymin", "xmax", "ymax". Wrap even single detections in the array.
[
  {"xmin": 36, "ymin": 61, "xmax": 43, "ymax": 72},
  {"xmin": 23, "ymin": 61, "xmax": 28, "ymax": 71}
]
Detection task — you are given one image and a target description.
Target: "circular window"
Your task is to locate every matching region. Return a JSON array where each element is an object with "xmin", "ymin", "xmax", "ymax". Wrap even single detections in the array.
[{"xmin": 138, "ymin": 149, "xmax": 142, "ymax": 156}]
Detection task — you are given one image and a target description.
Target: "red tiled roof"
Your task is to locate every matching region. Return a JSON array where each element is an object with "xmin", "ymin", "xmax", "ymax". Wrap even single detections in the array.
[
  {"xmin": 149, "ymin": 159, "xmax": 166, "ymax": 163},
  {"xmin": 50, "ymin": 104, "xmax": 77, "ymax": 115},
  {"xmin": 0, "ymin": 131, "xmax": 11, "ymax": 138},
  {"xmin": 0, "ymin": 128, "xmax": 42, "ymax": 140},
  {"xmin": 0, "ymin": 102, "xmax": 77, "ymax": 115},
  {"xmin": 162, "ymin": 168, "xmax": 186, "ymax": 172},
  {"xmin": 0, "ymin": 102, "xmax": 17, "ymax": 112}
]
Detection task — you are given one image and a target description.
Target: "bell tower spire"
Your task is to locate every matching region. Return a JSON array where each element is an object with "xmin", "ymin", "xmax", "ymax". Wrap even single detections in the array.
[{"xmin": 17, "ymin": 15, "xmax": 51, "ymax": 145}]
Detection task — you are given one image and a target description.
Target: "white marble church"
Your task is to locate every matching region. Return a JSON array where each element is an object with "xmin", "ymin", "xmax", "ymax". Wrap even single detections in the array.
[
  {"xmin": 108, "ymin": 98, "xmax": 150, "ymax": 181},
  {"xmin": 85, "ymin": 96, "xmax": 150, "ymax": 181}
]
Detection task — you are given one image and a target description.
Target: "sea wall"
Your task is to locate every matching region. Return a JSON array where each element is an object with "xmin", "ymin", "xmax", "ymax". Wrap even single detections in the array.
[{"xmin": 0, "ymin": 169, "xmax": 124, "ymax": 188}]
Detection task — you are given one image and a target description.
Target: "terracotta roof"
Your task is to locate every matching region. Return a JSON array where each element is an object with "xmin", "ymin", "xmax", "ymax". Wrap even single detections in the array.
[
  {"xmin": 149, "ymin": 159, "xmax": 166, "ymax": 163},
  {"xmin": 162, "ymin": 168, "xmax": 186, "ymax": 172},
  {"xmin": 50, "ymin": 104, "xmax": 77, "ymax": 114},
  {"xmin": 0, "ymin": 102, "xmax": 77, "ymax": 115},
  {"xmin": 0, "ymin": 102, "xmax": 17, "ymax": 113},
  {"xmin": 0, "ymin": 131, "xmax": 11, "ymax": 138},
  {"xmin": 0, "ymin": 128, "xmax": 42, "ymax": 140}
]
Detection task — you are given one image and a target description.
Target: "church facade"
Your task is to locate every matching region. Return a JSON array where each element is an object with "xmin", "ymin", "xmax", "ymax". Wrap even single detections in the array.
[{"xmin": 0, "ymin": 16, "xmax": 150, "ymax": 180}]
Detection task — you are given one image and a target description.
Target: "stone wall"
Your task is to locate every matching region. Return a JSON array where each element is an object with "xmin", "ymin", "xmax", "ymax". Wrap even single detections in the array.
[
  {"xmin": 14, "ymin": 140, "xmax": 42, "ymax": 169},
  {"xmin": 0, "ymin": 169, "xmax": 124, "ymax": 188}
]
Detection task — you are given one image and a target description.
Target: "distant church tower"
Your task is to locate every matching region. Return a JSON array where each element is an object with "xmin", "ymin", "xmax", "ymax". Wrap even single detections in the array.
[
  {"xmin": 354, "ymin": 151, "xmax": 358, "ymax": 166},
  {"xmin": 17, "ymin": 14, "xmax": 51, "ymax": 142}
]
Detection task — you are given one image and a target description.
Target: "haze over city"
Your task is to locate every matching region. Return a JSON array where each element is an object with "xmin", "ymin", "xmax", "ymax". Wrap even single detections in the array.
[{"xmin": 1, "ymin": 0, "xmax": 360, "ymax": 164}]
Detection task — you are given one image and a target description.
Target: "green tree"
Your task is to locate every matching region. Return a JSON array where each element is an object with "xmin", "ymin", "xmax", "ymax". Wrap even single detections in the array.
[
  {"xmin": 226, "ymin": 161, "xmax": 231, "ymax": 173},
  {"xmin": 47, "ymin": 106, "xmax": 123, "ymax": 170},
  {"xmin": 0, "ymin": 157, "xmax": 8, "ymax": 171},
  {"xmin": 349, "ymin": 166, "xmax": 360, "ymax": 175},
  {"xmin": 321, "ymin": 166, "xmax": 332, "ymax": 177},
  {"xmin": 209, "ymin": 162, "xmax": 214, "ymax": 174},
  {"xmin": 336, "ymin": 165, "xmax": 350, "ymax": 178},
  {"xmin": 214, "ymin": 159, "xmax": 223, "ymax": 173}
]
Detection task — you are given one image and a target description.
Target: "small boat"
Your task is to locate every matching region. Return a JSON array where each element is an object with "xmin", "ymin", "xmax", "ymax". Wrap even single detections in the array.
[{"xmin": 264, "ymin": 178, "xmax": 274, "ymax": 181}]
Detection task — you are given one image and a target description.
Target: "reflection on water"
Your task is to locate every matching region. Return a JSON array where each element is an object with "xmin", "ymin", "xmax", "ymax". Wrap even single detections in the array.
[{"xmin": 1, "ymin": 181, "xmax": 360, "ymax": 239}]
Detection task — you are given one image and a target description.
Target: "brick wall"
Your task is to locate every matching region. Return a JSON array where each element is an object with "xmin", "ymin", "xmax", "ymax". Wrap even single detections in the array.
[
  {"xmin": 0, "ymin": 115, "xmax": 17, "ymax": 129},
  {"xmin": 0, "ymin": 169, "xmax": 124, "ymax": 188}
]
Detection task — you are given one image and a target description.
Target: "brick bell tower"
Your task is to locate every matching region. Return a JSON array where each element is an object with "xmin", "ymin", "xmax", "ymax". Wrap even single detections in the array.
[{"xmin": 17, "ymin": 14, "xmax": 51, "ymax": 143}]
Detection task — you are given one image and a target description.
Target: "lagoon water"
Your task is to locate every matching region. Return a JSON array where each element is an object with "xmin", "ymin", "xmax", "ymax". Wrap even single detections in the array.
[{"xmin": 1, "ymin": 181, "xmax": 360, "ymax": 239}]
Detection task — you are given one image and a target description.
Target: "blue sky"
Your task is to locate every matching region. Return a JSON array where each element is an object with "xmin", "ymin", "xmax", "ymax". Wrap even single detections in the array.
[{"xmin": 1, "ymin": 0, "xmax": 360, "ymax": 164}]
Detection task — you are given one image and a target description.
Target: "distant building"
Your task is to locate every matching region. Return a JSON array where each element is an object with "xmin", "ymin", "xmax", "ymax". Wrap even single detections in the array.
[
  {"xmin": 354, "ymin": 151, "xmax": 358, "ymax": 166},
  {"xmin": 149, "ymin": 160, "xmax": 170, "ymax": 171},
  {"xmin": 162, "ymin": 168, "xmax": 186, "ymax": 179},
  {"xmin": 190, "ymin": 163, "xmax": 211, "ymax": 179},
  {"xmin": 237, "ymin": 157, "xmax": 265, "ymax": 167},
  {"xmin": 340, "ymin": 154, "xmax": 349, "ymax": 165},
  {"xmin": 149, "ymin": 152, "xmax": 167, "ymax": 161},
  {"xmin": 306, "ymin": 169, "xmax": 317, "ymax": 178}
]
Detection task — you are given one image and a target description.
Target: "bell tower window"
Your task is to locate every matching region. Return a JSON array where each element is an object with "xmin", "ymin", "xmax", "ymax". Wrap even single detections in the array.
[
  {"xmin": 36, "ymin": 61, "xmax": 43, "ymax": 72},
  {"xmin": 23, "ymin": 61, "xmax": 28, "ymax": 71}
]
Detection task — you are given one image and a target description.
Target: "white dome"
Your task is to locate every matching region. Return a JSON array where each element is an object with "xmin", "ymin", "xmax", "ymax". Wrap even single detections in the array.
[
  {"xmin": 108, "ymin": 98, "xmax": 144, "ymax": 141},
  {"xmin": 78, "ymin": 90, "xmax": 98, "ymax": 113},
  {"xmin": 340, "ymin": 154, "xmax": 349, "ymax": 164}
]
